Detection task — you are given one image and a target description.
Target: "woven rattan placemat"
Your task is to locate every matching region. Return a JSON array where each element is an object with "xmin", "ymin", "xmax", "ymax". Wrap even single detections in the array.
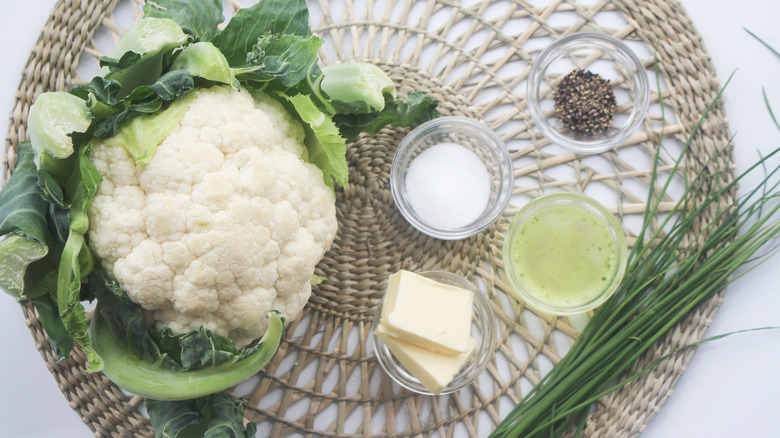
[{"xmin": 4, "ymin": 0, "xmax": 734, "ymax": 436}]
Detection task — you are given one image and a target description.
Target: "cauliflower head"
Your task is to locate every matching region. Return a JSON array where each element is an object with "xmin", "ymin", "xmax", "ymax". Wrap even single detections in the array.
[{"xmin": 87, "ymin": 86, "xmax": 338, "ymax": 347}]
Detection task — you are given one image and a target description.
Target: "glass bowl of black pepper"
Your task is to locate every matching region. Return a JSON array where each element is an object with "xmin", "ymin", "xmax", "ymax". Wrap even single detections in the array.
[{"xmin": 526, "ymin": 32, "xmax": 650, "ymax": 154}]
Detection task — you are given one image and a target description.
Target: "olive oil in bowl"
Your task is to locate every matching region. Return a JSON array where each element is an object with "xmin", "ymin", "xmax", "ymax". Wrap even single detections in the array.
[{"xmin": 503, "ymin": 193, "xmax": 627, "ymax": 315}]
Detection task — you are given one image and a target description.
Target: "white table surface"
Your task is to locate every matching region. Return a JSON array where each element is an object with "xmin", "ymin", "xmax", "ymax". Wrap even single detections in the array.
[{"xmin": 1, "ymin": 1, "xmax": 778, "ymax": 437}]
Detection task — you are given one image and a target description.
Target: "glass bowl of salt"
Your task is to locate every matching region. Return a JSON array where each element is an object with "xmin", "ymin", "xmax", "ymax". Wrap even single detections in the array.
[{"xmin": 390, "ymin": 116, "xmax": 514, "ymax": 240}]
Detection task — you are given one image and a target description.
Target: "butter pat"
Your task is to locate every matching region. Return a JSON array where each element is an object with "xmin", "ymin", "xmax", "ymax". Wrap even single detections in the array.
[
  {"xmin": 381, "ymin": 270, "xmax": 473, "ymax": 355},
  {"xmin": 376, "ymin": 323, "xmax": 476, "ymax": 394}
]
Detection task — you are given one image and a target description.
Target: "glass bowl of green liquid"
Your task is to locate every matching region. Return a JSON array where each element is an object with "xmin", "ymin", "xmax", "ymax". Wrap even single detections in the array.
[{"xmin": 502, "ymin": 193, "xmax": 627, "ymax": 315}]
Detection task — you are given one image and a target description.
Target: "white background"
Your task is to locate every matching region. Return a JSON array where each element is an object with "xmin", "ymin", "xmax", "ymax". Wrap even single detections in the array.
[{"xmin": 1, "ymin": 1, "xmax": 778, "ymax": 437}]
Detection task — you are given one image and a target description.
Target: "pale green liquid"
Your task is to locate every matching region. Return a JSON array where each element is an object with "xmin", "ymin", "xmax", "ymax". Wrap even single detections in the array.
[{"xmin": 508, "ymin": 202, "xmax": 619, "ymax": 308}]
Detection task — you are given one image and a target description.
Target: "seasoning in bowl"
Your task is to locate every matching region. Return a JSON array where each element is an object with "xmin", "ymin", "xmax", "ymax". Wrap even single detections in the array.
[
  {"xmin": 526, "ymin": 32, "xmax": 650, "ymax": 153},
  {"xmin": 554, "ymin": 69, "xmax": 617, "ymax": 136},
  {"xmin": 404, "ymin": 142, "xmax": 491, "ymax": 230},
  {"xmin": 390, "ymin": 116, "xmax": 514, "ymax": 240}
]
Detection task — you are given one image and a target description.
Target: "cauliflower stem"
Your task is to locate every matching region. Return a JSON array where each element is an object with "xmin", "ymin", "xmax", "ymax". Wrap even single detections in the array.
[{"xmin": 90, "ymin": 308, "xmax": 284, "ymax": 401}]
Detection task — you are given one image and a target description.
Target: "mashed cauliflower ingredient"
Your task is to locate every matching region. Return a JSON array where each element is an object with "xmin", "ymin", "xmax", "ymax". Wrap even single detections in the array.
[{"xmin": 88, "ymin": 86, "xmax": 338, "ymax": 347}]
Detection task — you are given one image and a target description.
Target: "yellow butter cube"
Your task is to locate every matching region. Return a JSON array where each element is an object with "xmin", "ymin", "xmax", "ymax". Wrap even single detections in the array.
[
  {"xmin": 380, "ymin": 270, "xmax": 473, "ymax": 355},
  {"xmin": 376, "ymin": 323, "xmax": 476, "ymax": 394}
]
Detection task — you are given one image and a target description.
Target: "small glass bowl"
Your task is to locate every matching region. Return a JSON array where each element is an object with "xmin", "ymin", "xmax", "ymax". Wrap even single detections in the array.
[
  {"xmin": 371, "ymin": 270, "xmax": 497, "ymax": 395},
  {"xmin": 502, "ymin": 193, "xmax": 628, "ymax": 315},
  {"xmin": 390, "ymin": 117, "xmax": 514, "ymax": 240},
  {"xmin": 527, "ymin": 32, "xmax": 650, "ymax": 154}
]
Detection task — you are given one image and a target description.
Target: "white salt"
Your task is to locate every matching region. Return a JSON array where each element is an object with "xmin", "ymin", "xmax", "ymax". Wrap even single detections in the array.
[{"xmin": 404, "ymin": 142, "xmax": 491, "ymax": 229}]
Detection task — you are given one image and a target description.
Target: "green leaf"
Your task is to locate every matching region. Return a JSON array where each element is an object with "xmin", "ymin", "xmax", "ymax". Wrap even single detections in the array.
[
  {"xmin": 0, "ymin": 142, "xmax": 50, "ymax": 243},
  {"xmin": 90, "ymin": 70, "xmax": 195, "ymax": 142},
  {"xmin": 234, "ymin": 33, "xmax": 322, "ymax": 88},
  {"xmin": 284, "ymin": 93, "xmax": 349, "ymax": 188},
  {"xmin": 90, "ymin": 265, "xmax": 279, "ymax": 375},
  {"xmin": 71, "ymin": 77, "xmax": 123, "ymax": 120},
  {"xmin": 57, "ymin": 232, "xmax": 101, "ymax": 370},
  {"xmin": 201, "ymin": 393, "xmax": 258, "ymax": 438},
  {"xmin": 56, "ymin": 147, "xmax": 103, "ymax": 372},
  {"xmin": 125, "ymin": 69, "xmax": 196, "ymax": 102},
  {"xmin": 29, "ymin": 291, "xmax": 74, "ymax": 361},
  {"xmin": 333, "ymin": 91, "xmax": 440, "ymax": 140},
  {"xmin": 100, "ymin": 18, "xmax": 189, "ymax": 96},
  {"xmin": 71, "ymin": 76, "xmax": 121, "ymax": 105},
  {"xmin": 172, "ymin": 42, "xmax": 237, "ymax": 86},
  {"xmin": 36, "ymin": 166, "xmax": 67, "ymax": 209},
  {"xmin": 103, "ymin": 91, "xmax": 196, "ymax": 165},
  {"xmin": 100, "ymin": 51, "xmax": 143, "ymax": 76},
  {"xmin": 28, "ymin": 92, "xmax": 92, "ymax": 163},
  {"xmin": 66, "ymin": 148, "xmax": 102, "ymax": 235},
  {"xmin": 147, "ymin": 397, "xmax": 205, "ymax": 438},
  {"xmin": 103, "ymin": 17, "xmax": 188, "ymax": 60},
  {"xmin": 320, "ymin": 62, "xmax": 396, "ymax": 113},
  {"xmin": 147, "ymin": 392, "xmax": 257, "ymax": 438},
  {"xmin": 90, "ymin": 309, "xmax": 285, "ymax": 400},
  {"xmin": 212, "ymin": 0, "xmax": 311, "ymax": 66},
  {"xmin": 157, "ymin": 327, "xmax": 244, "ymax": 370},
  {"xmin": 143, "ymin": 0, "xmax": 224, "ymax": 42},
  {"xmin": 46, "ymin": 204, "xmax": 70, "ymax": 260},
  {"xmin": 0, "ymin": 234, "xmax": 48, "ymax": 300},
  {"xmin": 88, "ymin": 268, "xmax": 164, "ymax": 363}
]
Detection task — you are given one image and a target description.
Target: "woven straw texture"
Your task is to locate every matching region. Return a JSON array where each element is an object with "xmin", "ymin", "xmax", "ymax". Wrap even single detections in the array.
[{"xmin": 4, "ymin": 0, "xmax": 734, "ymax": 436}]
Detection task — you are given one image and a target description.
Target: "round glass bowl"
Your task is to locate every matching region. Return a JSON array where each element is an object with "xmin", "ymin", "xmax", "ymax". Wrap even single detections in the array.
[
  {"xmin": 502, "ymin": 193, "xmax": 628, "ymax": 315},
  {"xmin": 372, "ymin": 271, "xmax": 497, "ymax": 395},
  {"xmin": 527, "ymin": 32, "xmax": 650, "ymax": 154},
  {"xmin": 390, "ymin": 116, "xmax": 514, "ymax": 240}
]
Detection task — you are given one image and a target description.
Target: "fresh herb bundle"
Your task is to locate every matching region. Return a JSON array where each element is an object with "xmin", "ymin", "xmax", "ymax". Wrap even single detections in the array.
[{"xmin": 492, "ymin": 67, "xmax": 780, "ymax": 437}]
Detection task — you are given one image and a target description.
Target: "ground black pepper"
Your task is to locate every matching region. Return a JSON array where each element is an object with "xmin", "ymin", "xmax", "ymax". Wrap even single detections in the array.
[{"xmin": 554, "ymin": 69, "xmax": 616, "ymax": 136}]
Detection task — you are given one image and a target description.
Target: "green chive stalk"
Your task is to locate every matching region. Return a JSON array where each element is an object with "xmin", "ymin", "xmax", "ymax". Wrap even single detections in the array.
[{"xmin": 491, "ymin": 76, "xmax": 780, "ymax": 437}]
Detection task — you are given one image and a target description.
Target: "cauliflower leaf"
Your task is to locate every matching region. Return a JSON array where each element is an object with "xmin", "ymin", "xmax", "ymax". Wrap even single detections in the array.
[
  {"xmin": 334, "ymin": 91, "xmax": 441, "ymax": 140},
  {"xmin": 235, "ymin": 32, "xmax": 323, "ymax": 89},
  {"xmin": 0, "ymin": 142, "xmax": 50, "ymax": 244},
  {"xmin": 147, "ymin": 392, "xmax": 256, "ymax": 438},
  {"xmin": 90, "ymin": 266, "xmax": 283, "ymax": 374},
  {"xmin": 144, "ymin": 0, "xmax": 224, "ymax": 42},
  {"xmin": 171, "ymin": 42, "xmax": 237, "ymax": 87},
  {"xmin": 28, "ymin": 92, "xmax": 92, "ymax": 165},
  {"xmin": 57, "ymin": 147, "xmax": 103, "ymax": 371},
  {"xmin": 212, "ymin": 0, "xmax": 312, "ymax": 66},
  {"xmin": 90, "ymin": 299, "xmax": 284, "ymax": 400},
  {"xmin": 320, "ymin": 62, "xmax": 396, "ymax": 114},
  {"xmin": 100, "ymin": 18, "xmax": 189, "ymax": 97},
  {"xmin": 286, "ymin": 93, "xmax": 349, "ymax": 188},
  {"xmin": 102, "ymin": 91, "xmax": 196, "ymax": 165}
]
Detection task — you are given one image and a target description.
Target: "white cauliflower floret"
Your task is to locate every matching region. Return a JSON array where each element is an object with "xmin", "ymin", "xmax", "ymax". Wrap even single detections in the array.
[{"xmin": 87, "ymin": 86, "xmax": 338, "ymax": 347}]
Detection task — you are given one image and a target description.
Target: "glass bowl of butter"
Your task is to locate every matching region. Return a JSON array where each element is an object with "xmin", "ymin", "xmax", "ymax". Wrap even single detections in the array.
[{"xmin": 371, "ymin": 270, "xmax": 497, "ymax": 395}]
